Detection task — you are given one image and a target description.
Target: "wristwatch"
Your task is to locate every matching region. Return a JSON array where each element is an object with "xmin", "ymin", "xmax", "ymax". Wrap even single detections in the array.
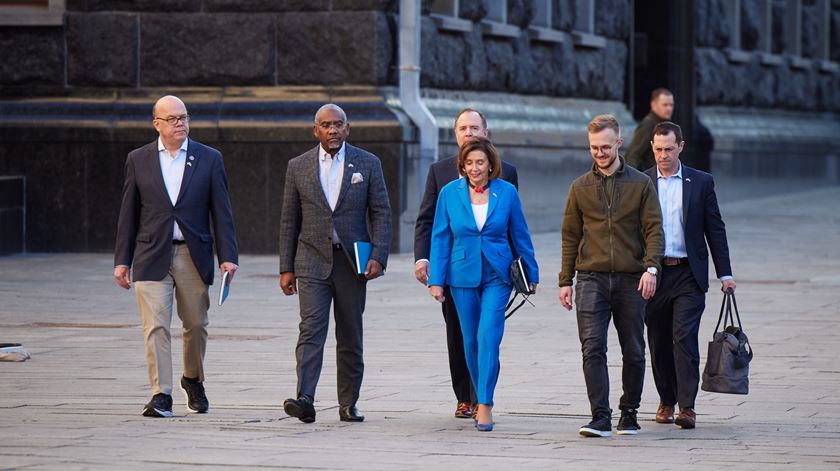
[{"xmin": 646, "ymin": 267, "xmax": 658, "ymax": 276}]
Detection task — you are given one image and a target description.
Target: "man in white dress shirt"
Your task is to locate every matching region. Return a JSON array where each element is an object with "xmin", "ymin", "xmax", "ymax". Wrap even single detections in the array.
[{"xmin": 114, "ymin": 95, "xmax": 239, "ymax": 418}]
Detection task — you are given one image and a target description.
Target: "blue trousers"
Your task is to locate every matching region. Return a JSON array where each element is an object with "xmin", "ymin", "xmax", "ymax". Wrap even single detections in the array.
[{"xmin": 449, "ymin": 255, "xmax": 511, "ymax": 406}]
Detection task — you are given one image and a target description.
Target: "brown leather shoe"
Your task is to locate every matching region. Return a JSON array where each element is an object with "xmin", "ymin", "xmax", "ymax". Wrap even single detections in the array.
[
  {"xmin": 675, "ymin": 407, "xmax": 696, "ymax": 429},
  {"xmin": 454, "ymin": 401, "xmax": 473, "ymax": 418},
  {"xmin": 655, "ymin": 403, "xmax": 675, "ymax": 424}
]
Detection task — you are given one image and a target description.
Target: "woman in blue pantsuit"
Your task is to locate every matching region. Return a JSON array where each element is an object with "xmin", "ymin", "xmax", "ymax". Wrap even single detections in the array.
[{"xmin": 429, "ymin": 137, "xmax": 539, "ymax": 431}]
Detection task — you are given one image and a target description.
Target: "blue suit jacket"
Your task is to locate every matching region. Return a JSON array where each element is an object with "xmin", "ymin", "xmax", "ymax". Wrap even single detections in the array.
[
  {"xmin": 114, "ymin": 139, "xmax": 238, "ymax": 286},
  {"xmin": 429, "ymin": 178, "xmax": 538, "ymax": 289},
  {"xmin": 645, "ymin": 164, "xmax": 732, "ymax": 292}
]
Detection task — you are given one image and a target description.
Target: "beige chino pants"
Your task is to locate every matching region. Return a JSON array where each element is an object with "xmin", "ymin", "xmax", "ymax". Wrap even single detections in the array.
[{"xmin": 134, "ymin": 244, "xmax": 210, "ymax": 395}]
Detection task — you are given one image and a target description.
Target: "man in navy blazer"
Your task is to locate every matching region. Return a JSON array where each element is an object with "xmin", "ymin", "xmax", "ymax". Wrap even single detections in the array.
[
  {"xmin": 114, "ymin": 95, "xmax": 239, "ymax": 418},
  {"xmin": 644, "ymin": 121, "xmax": 736, "ymax": 429},
  {"xmin": 413, "ymin": 108, "xmax": 518, "ymax": 418}
]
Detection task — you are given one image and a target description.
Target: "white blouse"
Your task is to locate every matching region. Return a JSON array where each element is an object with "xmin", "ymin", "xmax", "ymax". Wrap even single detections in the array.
[{"xmin": 471, "ymin": 203, "xmax": 488, "ymax": 231}]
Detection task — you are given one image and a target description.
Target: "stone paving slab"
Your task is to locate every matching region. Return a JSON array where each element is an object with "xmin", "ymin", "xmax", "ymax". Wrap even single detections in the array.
[{"xmin": 1, "ymin": 183, "xmax": 839, "ymax": 470}]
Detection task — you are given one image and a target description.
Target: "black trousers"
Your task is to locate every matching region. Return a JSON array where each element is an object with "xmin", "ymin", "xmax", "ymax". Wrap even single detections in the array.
[
  {"xmin": 442, "ymin": 286, "xmax": 474, "ymax": 403},
  {"xmin": 575, "ymin": 271, "xmax": 647, "ymax": 418},
  {"xmin": 645, "ymin": 263, "xmax": 706, "ymax": 409},
  {"xmin": 295, "ymin": 249, "xmax": 367, "ymax": 406}
]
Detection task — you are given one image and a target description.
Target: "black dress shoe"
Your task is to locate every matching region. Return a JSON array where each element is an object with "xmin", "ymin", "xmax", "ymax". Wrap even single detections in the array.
[
  {"xmin": 283, "ymin": 397, "xmax": 316, "ymax": 423},
  {"xmin": 339, "ymin": 405, "xmax": 365, "ymax": 422}
]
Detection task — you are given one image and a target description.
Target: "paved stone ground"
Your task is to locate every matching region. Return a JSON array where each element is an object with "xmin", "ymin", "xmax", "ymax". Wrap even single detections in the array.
[{"xmin": 1, "ymin": 181, "xmax": 839, "ymax": 470}]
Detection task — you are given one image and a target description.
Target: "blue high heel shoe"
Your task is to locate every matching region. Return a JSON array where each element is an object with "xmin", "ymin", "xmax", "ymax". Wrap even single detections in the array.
[{"xmin": 476, "ymin": 421, "xmax": 495, "ymax": 432}]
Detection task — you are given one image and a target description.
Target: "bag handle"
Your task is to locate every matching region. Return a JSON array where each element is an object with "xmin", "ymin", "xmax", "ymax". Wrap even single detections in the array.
[
  {"xmin": 712, "ymin": 288, "xmax": 753, "ymax": 357},
  {"xmin": 505, "ymin": 292, "xmax": 534, "ymax": 319},
  {"xmin": 712, "ymin": 287, "xmax": 741, "ymax": 333},
  {"xmin": 728, "ymin": 288, "xmax": 745, "ymax": 332},
  {"xmin": 712, "ymin": 289, "xmax": 730, "ymax": 334}
]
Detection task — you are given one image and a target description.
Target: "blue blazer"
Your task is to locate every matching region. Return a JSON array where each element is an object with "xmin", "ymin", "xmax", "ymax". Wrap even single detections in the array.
[
  {"xmin": 645, "ymin": 164, "xmax": 732, "ymax": 292},
  {"xmin": 114, "ymin": 139, "xmax": 238, "ymax": 286},
  {"xmin": 429, "ymin": 178, "xmax": 538, "ymax": 289}
]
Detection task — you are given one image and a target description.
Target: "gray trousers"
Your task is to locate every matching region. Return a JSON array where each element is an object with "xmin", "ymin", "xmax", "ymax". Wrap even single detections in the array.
[{"xmin": 295, "ymin": 248, "xmax": 367, "ymax": 406}]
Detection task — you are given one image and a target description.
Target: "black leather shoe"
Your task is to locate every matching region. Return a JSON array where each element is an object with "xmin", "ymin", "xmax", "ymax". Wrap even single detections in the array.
[
  {"xmin": 339, "ymin": 405, "xmax": 365, "ymax": 422},
  {"xmin": 283, "ymin": 397, "xmax": 316, "ymax": 423}
]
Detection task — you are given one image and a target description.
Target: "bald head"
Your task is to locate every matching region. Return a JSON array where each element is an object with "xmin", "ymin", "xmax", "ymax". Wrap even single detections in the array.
[
  {"xmin": 153, "ymin": 95, "xmax": 190, "ymax": 151},
  {"xmin": 153, "ymin": 95, "xmax": 186, "ymax": 119}
]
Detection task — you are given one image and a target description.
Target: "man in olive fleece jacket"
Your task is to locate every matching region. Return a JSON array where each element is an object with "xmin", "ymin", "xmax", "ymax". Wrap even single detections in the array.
[{"xmin": 558, "ymin": 114, "xmax": 664, "ymax": 438}]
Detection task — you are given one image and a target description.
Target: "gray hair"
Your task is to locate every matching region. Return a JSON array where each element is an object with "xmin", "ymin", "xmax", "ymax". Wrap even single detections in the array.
[{"xmin": 314, "ymin": 103, "xmax": 347, "ymax": 123}]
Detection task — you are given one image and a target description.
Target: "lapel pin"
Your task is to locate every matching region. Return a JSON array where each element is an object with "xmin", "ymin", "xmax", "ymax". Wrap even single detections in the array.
[
  {"xmin": 492, "ymin": 193, "xmax": 497, "ymax": 197},
  {"xmin": 685, "ymin": 177, "xmax": 691, "ymax": 182},
  {"xmin": 187, "ymin": 162, "xmax": 192, "ymax": 167},
  {"xmin": 189, "ymin": 155, "xmax": 194, "ymax": 160},
  {"xmin": 348, "ymin": 163, "xmax": 354, "ymax": 168}
]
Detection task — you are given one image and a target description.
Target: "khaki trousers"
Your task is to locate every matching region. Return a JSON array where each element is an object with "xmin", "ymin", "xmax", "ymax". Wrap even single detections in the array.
[{"xmin": 134, "ymin": 244, "xmax": 210, "ymax": 395}]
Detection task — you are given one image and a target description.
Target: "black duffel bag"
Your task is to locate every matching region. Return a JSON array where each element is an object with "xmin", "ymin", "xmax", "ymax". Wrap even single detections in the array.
[{"xmin": 701, "ymin": 288, "xmax": 753, "ymax": 394}]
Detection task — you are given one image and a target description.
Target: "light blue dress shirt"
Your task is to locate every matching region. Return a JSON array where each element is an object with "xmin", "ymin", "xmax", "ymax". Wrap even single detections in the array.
[{"xmin": 656, "ymin": 163, "xmax": 687, "ymax": 259}]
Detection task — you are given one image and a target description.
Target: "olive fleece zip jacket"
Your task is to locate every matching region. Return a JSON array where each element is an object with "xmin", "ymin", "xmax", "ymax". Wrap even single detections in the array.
[{"xmin": 558, "ymin": 157, "xmax": 664, "ymax": 287}]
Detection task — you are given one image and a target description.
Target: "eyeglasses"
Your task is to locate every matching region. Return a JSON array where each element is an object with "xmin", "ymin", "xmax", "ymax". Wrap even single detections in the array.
[
  {"xmin": 317, "ymin": 120, "xmax": 345, "ymax": 130},
  {"xmin": 154, "ymin": 115, "xmax": 190, "ymax": 125},
  {"xmin": 591, "ymin": 143, "xmax": 618, "ymax": 154}
]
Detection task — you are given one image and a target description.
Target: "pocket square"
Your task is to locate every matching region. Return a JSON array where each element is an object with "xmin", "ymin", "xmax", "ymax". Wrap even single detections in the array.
[{"xmin": 351, "ymin": 172, "xmax": 364, "ymax": 184}]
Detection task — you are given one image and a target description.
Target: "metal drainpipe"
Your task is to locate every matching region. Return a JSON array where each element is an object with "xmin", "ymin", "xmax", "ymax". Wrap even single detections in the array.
[{"xmin": 399, "ymin": 0, "xmax": 439, "ymax": 197}]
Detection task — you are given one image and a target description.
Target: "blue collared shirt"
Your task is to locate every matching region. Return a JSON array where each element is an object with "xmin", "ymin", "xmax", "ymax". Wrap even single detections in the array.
[{"xmin": 656, "ymin": 163, "xmax": 687, "ymax": 259}]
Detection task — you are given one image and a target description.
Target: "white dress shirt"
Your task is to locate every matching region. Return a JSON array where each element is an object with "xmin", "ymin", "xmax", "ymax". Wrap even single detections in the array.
[
  {"xmin": 471, "ymin": 202, "xmax": 488, "ymax": 231},
  {"xmin": 158, "ymin": 137, "xmax": 188, "ymax": 241},
  {"xmin": 319, "ymin": 143, "xmax": 345, "ymax": 243}
]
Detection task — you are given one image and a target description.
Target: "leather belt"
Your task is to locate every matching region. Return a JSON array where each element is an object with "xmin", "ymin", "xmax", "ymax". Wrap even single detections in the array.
[
  {"xmin": 332, "ymin": 243, "xmax": 343, "ymax": 250},
  {"xmin": 663, "ymin": 257, "xmax": 688, "ymax": 266},
  {"xmin": 172, "ymin": 240, "xmax": 186, "ymax": 245}
]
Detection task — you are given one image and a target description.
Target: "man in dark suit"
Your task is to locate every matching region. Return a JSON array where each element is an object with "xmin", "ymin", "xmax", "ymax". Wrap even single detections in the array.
[
  {"xmin": 413, "ymin": 108, "xmax": 518, "ymax": 419},
  {"xmin": 114, "ymin": 95, "xmax": 239, "ymax": 418},
  {"xmin": 644, "ymin": 121, "xmax": 736, "ymax": 429},
  {"xmin": 279, "ymin": 104, "xmax": 391, "ymax": 424},
  {"xmin": 626, "ymin": 88, "xmax": 674, "ymax": 171}
]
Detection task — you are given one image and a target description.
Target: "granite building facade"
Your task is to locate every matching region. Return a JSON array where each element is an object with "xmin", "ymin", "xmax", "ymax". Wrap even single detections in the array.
[{"xmin": 1, "ymin": 0, "xmax": 838, "ymax": 254}]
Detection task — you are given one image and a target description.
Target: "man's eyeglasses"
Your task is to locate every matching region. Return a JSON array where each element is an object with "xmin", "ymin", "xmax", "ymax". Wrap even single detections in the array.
[
  {"xmin": 317, "ymin": 120, "xmax": 345, "ymax": 130},
  {"xmin": 155, "ymin": 115, "xmax": 190, "ymax": 125},
  {"xmin": 591, "ymin": 143, "xmax": 618, "ymax": 154}
]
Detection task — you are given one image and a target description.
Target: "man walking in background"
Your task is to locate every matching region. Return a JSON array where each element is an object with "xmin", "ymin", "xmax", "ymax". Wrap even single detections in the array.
[{"xmin": 626, "ymin": 88, "xmax": 675, "ymax": 171}]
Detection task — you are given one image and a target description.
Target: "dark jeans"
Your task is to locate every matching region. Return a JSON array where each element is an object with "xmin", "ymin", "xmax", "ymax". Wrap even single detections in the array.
[
  {"xmin": 575, "ymin": 271, "xmax": 647, "ymax": 418},
  {"xmin": 645, "ymin": 263, "xmax": 706, "ymax": 409}
]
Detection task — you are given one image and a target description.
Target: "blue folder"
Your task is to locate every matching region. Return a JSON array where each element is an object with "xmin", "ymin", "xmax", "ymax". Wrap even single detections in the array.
[
  {"xmin": 217, "ymin": 271, "xmax": 231, "ymax": 306},
  {"xmin": 353, "ymin": 241, "xmax": 372, "ymax": 275}
]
